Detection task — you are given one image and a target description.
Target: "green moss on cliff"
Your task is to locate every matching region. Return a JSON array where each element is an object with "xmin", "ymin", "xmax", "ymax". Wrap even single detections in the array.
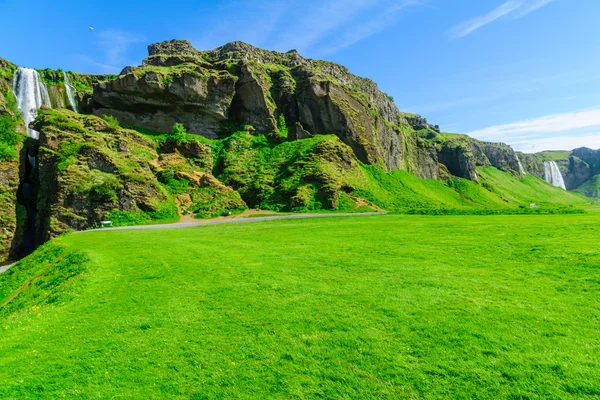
[{"xmin": 574, "ymin": 175, "xmax": 600, "ymax": 199}]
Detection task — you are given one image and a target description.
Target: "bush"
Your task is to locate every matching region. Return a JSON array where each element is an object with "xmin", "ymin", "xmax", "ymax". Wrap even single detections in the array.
[
  {"xmin": 167, "ymin": 123, "xmax": 188, "ymax": 145},
  {"xmin": 102, "ymin": 114, "xmax": 120, "ymax": 130}
]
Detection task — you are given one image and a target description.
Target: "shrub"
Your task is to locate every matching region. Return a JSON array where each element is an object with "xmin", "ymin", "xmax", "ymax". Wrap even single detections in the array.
[
  {"xmin": 167, "ymin": 123, "xmax": 188, "ymax": 145},
  {"xmin": 102, "ymin": 114, "xmax": 120, "ymax": 130}
]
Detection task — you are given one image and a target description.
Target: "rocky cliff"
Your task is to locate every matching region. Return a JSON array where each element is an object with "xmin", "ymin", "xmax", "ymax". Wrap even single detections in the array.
[
  {"xmin": 519, "ymin": 147, "xmax": 600, "ymax": 191},
  {"xmin": 91, "ymin": 40, "xmax": 527, "ymax": 185}
]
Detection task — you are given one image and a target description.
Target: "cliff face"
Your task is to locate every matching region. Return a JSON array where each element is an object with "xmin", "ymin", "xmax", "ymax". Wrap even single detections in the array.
[
  {"xmin": 519, "ymin": 147, "xmax": 600, "ymax": 191},
  {"xmin": 0, "ymin": 58, "xmax": 26, "ymax": 263},
  {"xmin": 91, "ymin": 40, "xmax": 526, "ymax": 185},
  {"xmin": 436, "ymin": 135, "xmax": 522, "ymax": 181}
]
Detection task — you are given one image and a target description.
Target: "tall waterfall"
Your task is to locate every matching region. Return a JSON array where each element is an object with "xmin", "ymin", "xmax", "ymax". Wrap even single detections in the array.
[
  {"xmin": 63, "ymin": 72, "xmax": 78, "ymax": 112},
  {"xmin": 543, "ymin": 161, "xmax": 566, "ymax": 189},
  {"xmin": 12, "ymin": 67, "xmax": 51, "ymax": 139},
  {"xmin": 517, "ymin": 156, "xmax": 526, "ymax": 174}
]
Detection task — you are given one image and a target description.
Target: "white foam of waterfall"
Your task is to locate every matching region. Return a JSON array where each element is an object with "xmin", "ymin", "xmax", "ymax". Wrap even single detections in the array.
[
  {"xmin": 543, "ymin": 161, "xmax": 566, "ymax": 190},
  {"xmin": 63, "ymin": 72, "xmax": 78, "ymax": 112},
  {"xmin": 12, "ymin": 67, "xmax": 51, "ymax": 139},
  {"xmin": 517, "ymin": 155, "xmax": 526, "ymax": 174}
]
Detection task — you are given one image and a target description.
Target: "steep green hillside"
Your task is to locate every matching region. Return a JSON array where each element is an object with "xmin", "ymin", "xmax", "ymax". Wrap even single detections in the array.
[
  {"xmin": 575, "ymin": 175, "xmax": 600, "ymax": 198},
  {"xmin": 138, "ymin": 123, "xmax": 587, "ymax": 214},
  {"xmin": 1, "ymin": 214, "xmax": 599, "ymax": 398},
  {"xmin": 537, "ymin": 150, "xmax": 571, "ymax": 161}
]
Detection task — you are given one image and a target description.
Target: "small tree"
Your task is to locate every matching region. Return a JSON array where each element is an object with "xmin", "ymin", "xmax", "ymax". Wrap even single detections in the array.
[{"xmin": 167, "ymin": 123, "xmax": 187, "ymax": 145}]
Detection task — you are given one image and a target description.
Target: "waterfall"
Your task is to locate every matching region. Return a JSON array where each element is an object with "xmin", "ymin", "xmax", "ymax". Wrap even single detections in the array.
[
  {"xmin": 12, "ymin": 67, "xmax": 51, "ymax": 139},
  {"xmin": 63, "ymin": 72, "xmax": 78, "ymax": 112},
  {"xmin": 517, "ymin": 156, "xmax": 526, "ymax": 174},
  {"xmin": 543, "ymin": 161, "xmax": 566, "ymax": 190}
]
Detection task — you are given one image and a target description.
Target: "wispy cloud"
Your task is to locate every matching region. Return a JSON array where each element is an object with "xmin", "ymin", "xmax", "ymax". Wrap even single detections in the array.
[
  {"xmin": 448, "ymin": 0, "xmax": 554, "ymax": 39},
  {"xmin": 512, "ymin": 134, "xmax": 600, "ymax": 152},
  {"xmin": 191, "ymin": 0, "xmax": 291, "ymax": 50},
  {"xmin": 467, "ymin": 107, "xmax": 600, "ymax": 151},
  {"xmin": 469, "ymin": 108, "xmax": 600, "ymax": 138},
  {"xmin": 318, "ymin": 0, "xmax": 418, "ymax": 55},
  {"xmin": 89, "ymin": 29, "xmax": 146, "ymax": 73},
  {"xmin": 273, "ymin": 0, "xmax": 375, "ymax": 52}
]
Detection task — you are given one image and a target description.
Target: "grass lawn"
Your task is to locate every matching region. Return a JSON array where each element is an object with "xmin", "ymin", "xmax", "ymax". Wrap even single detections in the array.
[{"xmin": 1, "ymin": 214, "xmax": 599, "ymax": 398}]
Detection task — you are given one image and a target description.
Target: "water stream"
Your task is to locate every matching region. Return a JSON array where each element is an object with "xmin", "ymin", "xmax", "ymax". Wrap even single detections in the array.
[
  {"xmin": 63, "ymin": 72, "xmax": 78, "ymax": 112},
  {"xmin": 543, "ymin": 161, "xmax": 566, "ymax": 189},
  {"xmin": 12, "ymin": 67, "xmax": 51, "ymax": 139}
]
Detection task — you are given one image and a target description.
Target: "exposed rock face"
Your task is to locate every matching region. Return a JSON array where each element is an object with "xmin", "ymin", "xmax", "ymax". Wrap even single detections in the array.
[
  {"xmin": 89, "ymin": 40, "xmax": 450, "ymax": 175},
  {"xmin": 518, "ymin": 147, "xmax": 600, "ymax": 191},
  {"xmin": 561, "ymin": 156, "xmax": 592, "ymax": 190},
  {"xmin": 89, "ymin": 40, "xmax": 528, "ymax": 182},
  {"xmin": 148, "ymin": 40, "xmax": 198, "ymax": 57},
  {"xmin": 436, "ymin": 136, "xmax": 522, "ymax": 181},
  {"xmin": 572, "ymin": 147, "xmax": 600, "ymax": 173},
  {"xmin": 93, "ymin": 62, "xmax": 237, "ymax": 138},
  {"xmin": 517, "ymin": 153, "xmax": 544, "ymax": 178}
]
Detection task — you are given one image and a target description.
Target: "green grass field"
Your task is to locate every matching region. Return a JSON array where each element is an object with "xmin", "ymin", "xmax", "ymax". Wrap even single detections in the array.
[{"xmin": 1, "ymin": 214, "xmax": 599, "ymax": 398}]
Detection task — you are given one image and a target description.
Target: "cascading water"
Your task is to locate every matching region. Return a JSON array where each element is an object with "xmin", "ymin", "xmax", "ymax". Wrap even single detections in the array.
[
  {"xmin": 63, "ymin": 72, "xmax": 78, "ymax": 112},
  {"xmin": 543, "ymin": 161, "xmax": 566, "ymax": 189},
  {"xmin": 11, "ymin": 67, "xmax": 53, "ymax": 258},
  {"xmin": 517, "ymin": 156, "xmax": 526, "ymax": 174},
  {"xmin": 12, "ymin": 67, "xmax": 51, "ymax": 139}
]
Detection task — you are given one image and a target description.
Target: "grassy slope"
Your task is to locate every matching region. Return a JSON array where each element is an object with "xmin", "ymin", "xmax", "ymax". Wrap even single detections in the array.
[
  {"xmin": 1, "ymin": 214, "xmax": 599, "ymax": 398},
  {"xmin": 575, "ymin": 175, "xmax": 600, "ymax": 198},
  {"xmin": 140, "ymin": 129, "xmax": 588, "ymax": 214},
  {"xmin": 536, "ymin": 150, "xmax": 571, "ymax": 161}
]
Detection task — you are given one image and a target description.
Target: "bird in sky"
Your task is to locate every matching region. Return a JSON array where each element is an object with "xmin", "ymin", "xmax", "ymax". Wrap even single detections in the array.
[{"xmin": 89, "ymin": 26, "xmax": 94, "ymax": 32}]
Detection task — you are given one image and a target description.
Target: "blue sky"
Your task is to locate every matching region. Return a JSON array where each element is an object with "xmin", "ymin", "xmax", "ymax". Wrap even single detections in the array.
[{"xmin": 1, "ymin": 0, "xmax": 599, "ymax": 152}]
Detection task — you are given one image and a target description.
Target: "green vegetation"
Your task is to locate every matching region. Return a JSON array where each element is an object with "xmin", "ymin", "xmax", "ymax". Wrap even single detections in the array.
[
  {"xmin": 101, "ymin": 114, "xmax": 120, "ymax": 130},
  {"xmin": 167, "ymin": 122, "xmax": 188, "ymax": 145},
  {"xmin": 537, "ymin": 150, "xmax": 571, "ymax": 161},
  {"xmin": 575, "ymin": 174, "xmax": 600, "ymax": 198},
  {"xmin": 132, "ymin": 124, "xmax": 588, "ymax": 215},
  {"xmin": 0, "ymin": 111, "xmax": 24, "ymax": 161},
  {"xmin": 1, "ymin": 214, "xmax": 599, "ymax": 398},
  {"xmin": 34, "ymin": 109, "xmax": 180, "ymax": 232}
]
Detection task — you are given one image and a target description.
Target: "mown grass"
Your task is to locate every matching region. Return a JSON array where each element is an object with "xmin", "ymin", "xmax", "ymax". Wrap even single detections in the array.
[{"xmin": 0, "ymin": 214, "xmax": 599, "ymax": 398}]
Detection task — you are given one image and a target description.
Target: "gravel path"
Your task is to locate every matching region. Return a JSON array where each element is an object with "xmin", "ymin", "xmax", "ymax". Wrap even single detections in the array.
[
  {"xmin": 0, "ymin": 212, "xmax": 387, "ymax": 274},
  {"xmin": 0, "ymin": 263, "xmax": 15, "ymax": 274},
  {"xmin": 78, "ymin": 212, "xmax": 387, "ymax": 233}
]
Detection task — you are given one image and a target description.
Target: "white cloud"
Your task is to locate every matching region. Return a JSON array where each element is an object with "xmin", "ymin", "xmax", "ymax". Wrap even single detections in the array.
[
  {"xmin": 448, "ymin": 0, "xmax": 554, "ymax": 39},
  {"xmin": 467, "ymin": 107, "xmax": 600, "ymax": 152},
  {"xmin": 513, "ymin": 134, "xmax": 600, "ymax": 153},
  {"xmin": 513, "ymin": 0, "xmax": 554, "ymax": 18},
  {"xmin": 468, "ymin": 108, "xmax": 600, "ymax": 138}
]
